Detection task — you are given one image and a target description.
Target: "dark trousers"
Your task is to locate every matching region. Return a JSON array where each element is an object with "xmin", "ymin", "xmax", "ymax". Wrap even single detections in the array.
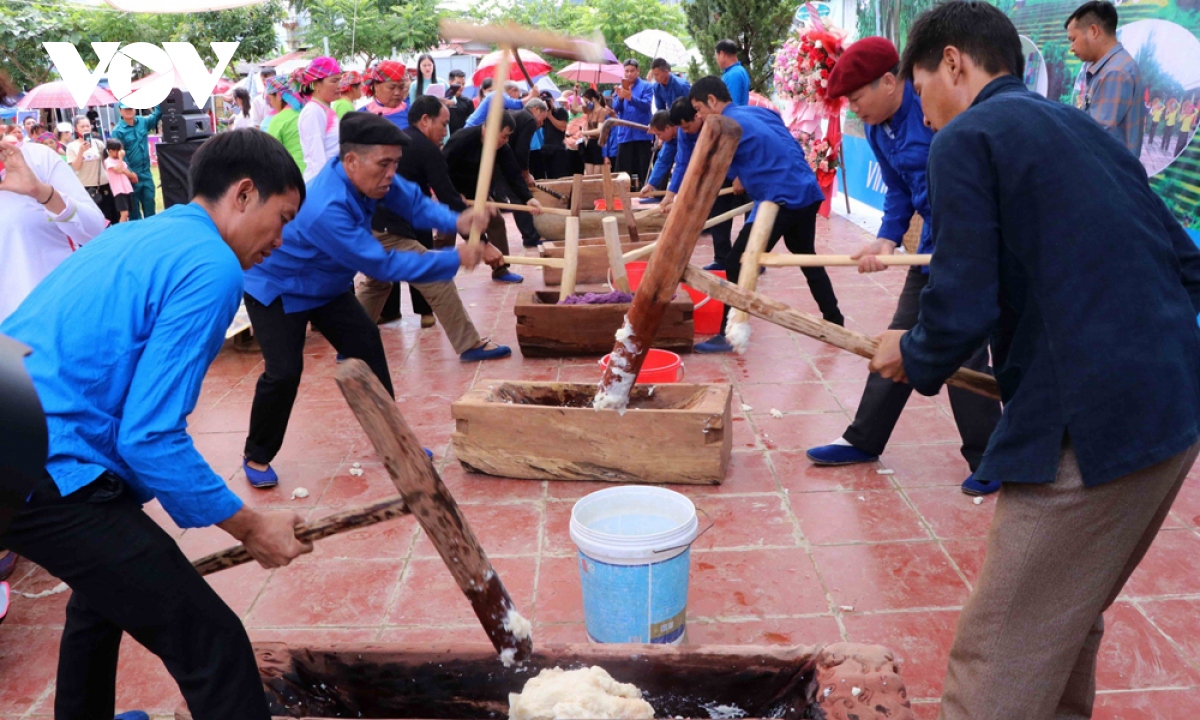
[
  {"xmin": 126, "ymin": 175, "xmax": 157, "ymax": 221},
  {"xmin": 244, "ymin": 291, "xmax": 393, "ymax": 464},
  {"xmin": 1146, "ymin": 119, "xmax": 1159, "ymax": 146},
  {"xmin": 617, "ymin": 140, "xmax": 653, "ymax": 186},
  {"xmin": 543, "ymin": 146, "xmax": 571, "ymax": 180},
  {"xmin": 720, "ymin": 201, "xmax": 842, "ymax": 332},
  {"xmin": 495, "ymin": 180, "xmax": 542, "ymax": 245},
  {"xmin": 843, "ymin": 267, "xmax": 1001, "ymax": 470},
  {"xmin": 706, "ymin": 180, "xmax": 737, "ymax": 264},
  {"xmin": 529, "ymin": 149, "xmax": 547, "ymax": 181},
  {"xmin": 0, "ymin": 474, "xmax": 269, "ymax": 720},
  {"xmin": 407, "ymin": 229, "xmax": 435, "ymax": 317}
]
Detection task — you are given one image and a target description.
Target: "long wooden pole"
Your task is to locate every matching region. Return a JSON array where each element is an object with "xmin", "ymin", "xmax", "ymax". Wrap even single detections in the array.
[
  {"xmin": 617, "ymin": 180, "xmax": 639, "ymax": 243},
  {"xmin": 594, "ymin": 115, "xmax": 743, "ymax": 411},
  {"xmin": 467, "ymin": 47, "xmax": 512, "ymax": 252},
  {"xmin": 559, "ymin": 216, "xmax": 581, "ymax": 301},
  {"xmin": 192, "ymin": 498, "xmax": 411, "ymax": 577},
  {"xmin": 465, "ymin": 199, "xmax": 573, "ymax": 217},
  {"xmin": 620, "ymin": 201, "xmax": 756, "ymax": 264},
  {"xmin": 336, "ymin": 360, "xmax": 534, "ymax": 663},
  {"xmin": 758, "ymin": 254, "xmax": 931, "ymax": 267},
  {"xmin": 680, "ymin": 265, "xmax": 1001, "ymax": 400},
  {"xmin": 603, "ymin": 216, "xmax": 631, "ymax": 293},
  {"xmin": 502, "ymin": 255, "xmax": 565, "ymax": 268}
]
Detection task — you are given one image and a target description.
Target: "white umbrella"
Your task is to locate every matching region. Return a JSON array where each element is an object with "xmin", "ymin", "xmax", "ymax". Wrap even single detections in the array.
[{"xmin": 624, "ymin": 30, "xmax": 688, "ymax": 66}]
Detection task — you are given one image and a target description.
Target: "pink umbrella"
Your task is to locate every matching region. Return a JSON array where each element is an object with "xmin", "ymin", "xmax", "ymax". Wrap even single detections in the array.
[
  {"xmin": 17, "ymin": 81, "xmax": 117, "ymax": 109},
  {"xmin": 472, "ymin": 48, "xmax": 552, "ymax": 86},
  {"xmin": 557, "ymin": 62, "xmax": 625, "ymax": 85}
]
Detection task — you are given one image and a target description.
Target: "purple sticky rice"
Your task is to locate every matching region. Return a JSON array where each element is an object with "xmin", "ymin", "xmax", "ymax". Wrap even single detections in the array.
[{"xmin": 558, "ymin": 291, "xmax": 635, "ymax": 305}]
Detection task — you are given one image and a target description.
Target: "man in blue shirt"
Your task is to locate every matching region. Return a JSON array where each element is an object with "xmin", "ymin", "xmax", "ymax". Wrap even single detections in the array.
[
  {"xmin": 869, "ymin": 4, "xmax": 1200, "ymax": 714},
  {"xmin": 0, "ymin": 130, "xmax": 311, "ymax": 720},
  {"xmin": 688, "ymin": 77, "xmax": 842, "ymax": 353},
  {"xmin": 659, "ymin": 97, "xmax": 738, "ymax": 271},
  {"xmin": 241, "ymin": 113, "xmax": 489, "ymax": 489},
  {"xmin": 805, "ymin": 37, "xmax": 1002, "ymax": 495},
  {"xmin": 649, "ymin": 57, "xmax": 690, "ymax": 112},
  {"xmin": 640, "ymin": 110, "xmax": 678, "ymax": 194},
  {"xmin": 612, "ymin": 59, "xmax": 656, "ymax": 183},
  {"xmin": 465, "ymin": 79, "xmax": 531, "ymax": 128},
  {"xmin": 109, "ymin": 102, "xmax": 162, "ymax": 220},
  {"xmin": 715, "ymin": 39, "xmax": 751, "ymax": 106}
]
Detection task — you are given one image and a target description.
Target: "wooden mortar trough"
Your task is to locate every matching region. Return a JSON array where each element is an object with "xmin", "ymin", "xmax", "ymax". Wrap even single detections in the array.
[
  {"xmin": 535, "ymin": 211, "xmax": 668, "ymax": 243},
  {"xmin": 514, "ymin": 290, "xmax": 694, "ymax": 357},
  {"xmin": 533, "ymin": 173, "xmax": 632, "ymax": 209},
  {"xmin": 541, "ymin": 235, "xmax": 658, "ymax": 286},
  {"xmin": 174, "ymin": 641, "xmax": 915, "ymax": 720},
  {"xmin": 451, "ymin": 381, "xmax": 731, "ymax": 485}
]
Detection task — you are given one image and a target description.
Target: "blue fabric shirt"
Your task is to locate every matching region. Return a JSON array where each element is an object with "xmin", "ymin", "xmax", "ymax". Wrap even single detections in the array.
[
  {"xmin": 653, "ymin": 74, "xmax": 691, "ymax": 112},
  {"xmin": 109, "ymin": 107, "xmax": 163, "ymax": 179},
  {"xmin": 647, "ymin": 135, "xmax": 678, "ymax": 189},
  {"xmin": 531, "ymin": 127, "xmax": 544, "ymax": 152},
  {"xmin": 667, "ymin": 130, "xmax": 697, "ymax": 194},
  {"xmin": 865, "ymin": 82, "xmax": 935, "ymax": 265},
  {"xmin": 613, "ymin": 78, "xmax": 654, "ymax": 144},
  {"xmin": 901, "ymin": 76, "xmax": 1200, "ymax": 488},
  {"xmin": 722, "ymin": 62, "xmax": 751, "ymax": 106},
  {"xmin": 465, "ymin": 93, "xmax": 524, "ymax": 128},
  {"xmin": 723, "ymin": 104, "xmax": 825, "ymax": 219},
  {"xmin": 0, "ymin": 204, "xmax": 245, "ymax": 528},
  {"xmin": 604, "ymin": 130, "xmax": 620, "ymax": 159},
  {"xmin": 244, "ymin": 159, "xmax": 462, "ymax": 314}
]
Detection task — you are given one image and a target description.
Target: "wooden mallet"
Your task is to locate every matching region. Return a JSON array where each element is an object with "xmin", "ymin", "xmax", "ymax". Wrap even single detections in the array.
[{"xmin": 725, "ymin": 201, "xmax": 779, "ymax": 354}]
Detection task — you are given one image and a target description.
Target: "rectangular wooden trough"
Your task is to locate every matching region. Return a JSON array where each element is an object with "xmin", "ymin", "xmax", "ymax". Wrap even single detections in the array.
[
  {"xmin": 174, "ymin": 641, "xmax": 914, "ymax": 719},
  {"xmin": 514, "ymin": 291, "xmax": 693, "ymax": 357},
  {"xmin": 540, "ymin": 236, "xmax": 658, "ymax": 286},
  {"xmin": 451, "ymin": 381, "xmax": 732, "ymax": 485}
]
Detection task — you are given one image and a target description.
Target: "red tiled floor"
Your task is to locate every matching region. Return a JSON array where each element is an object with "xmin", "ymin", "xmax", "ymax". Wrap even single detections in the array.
[
  {"xmin": 689, "ymin": 549, "xmax": 829, "ymax": 618},
  {"xmin": 790, "ymin": 489, "xmax": 929, "ymax": 545},
  {"xmin": 11, "ymin": 213, "xmax": 1200, "ymax": 717},
  {"xmin": 811, "ymin": 542, "xmax": 970, "ymax": 612},
  {"xmin": 842, "ymin": 610, "xmax": 959, "ymax": 700}
]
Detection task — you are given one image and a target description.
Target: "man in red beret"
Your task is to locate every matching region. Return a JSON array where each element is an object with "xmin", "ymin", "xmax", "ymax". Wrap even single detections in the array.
[{"xmin": 805, "ymin": 36, "xmax": 1002, "ymax": 496}]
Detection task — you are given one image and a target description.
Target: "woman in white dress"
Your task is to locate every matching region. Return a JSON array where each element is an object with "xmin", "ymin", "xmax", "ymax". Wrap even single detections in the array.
[{"xmin": 294, "ymin": 58, "xmax": 343, "ymax": 181}]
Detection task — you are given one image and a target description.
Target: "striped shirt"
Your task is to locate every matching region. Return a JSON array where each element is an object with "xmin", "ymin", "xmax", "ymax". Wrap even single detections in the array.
[{"xmin": 1081, "ymin": 43, "xmax": 1144, "ymax": 157}]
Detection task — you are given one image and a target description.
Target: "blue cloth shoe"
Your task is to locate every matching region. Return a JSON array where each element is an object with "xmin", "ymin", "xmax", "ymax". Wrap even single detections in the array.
[
  {"xmin": 695, "ymin": 335, "xmax": 734, "ymax": 353},
  {"xmin": 114, "ymin": 713, "xmax": 150, "ymax": 720},
  {"xmin": 243, "ymin": 459, "xmax": 278, "ymax": 489},
  {"xmin": 424, "ymin": 448, "xmax": 434, "ymax": 459},
  {"xmin": 460, "ymin": 342, "xmax": 512, "ymax": 362},
  {"xmin": 0, "ymin": 550, "xmax": 17, "ymax": 582},
  {"xmin": 702, "ymin": 261, "xmax": 724, "ymax": 271},
  {"xmin": 806, "ymin": 443, "xmax": 880, "ymax": 466},
  {"xmin": 961, "ymin": 473, "xmax": 1000, "ymax": 496},
  {"xmin": 493, "ymin": 271, "xmax": 524, "ymax": 284}
]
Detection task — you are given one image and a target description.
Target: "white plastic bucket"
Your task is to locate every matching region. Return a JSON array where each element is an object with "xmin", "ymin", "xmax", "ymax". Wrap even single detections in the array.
[{"xmin": 569, "ymin": 486, "xmax": 699, "ymax": 644}]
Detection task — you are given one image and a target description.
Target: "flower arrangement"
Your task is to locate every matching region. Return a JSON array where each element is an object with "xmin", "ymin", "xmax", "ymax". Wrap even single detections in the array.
[
  {"xmin": 798, "ymin": 131, "xmax": 839, "ymax": 183},
  {"xmin": 773, "ymin": 27, "xmax": 845, "ymax": 111}
]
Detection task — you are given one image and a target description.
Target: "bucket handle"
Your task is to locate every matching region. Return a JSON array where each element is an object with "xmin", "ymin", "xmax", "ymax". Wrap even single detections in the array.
[{"xmin": 652, "ymin": 506, "xmax": 714, "ymax": 555}]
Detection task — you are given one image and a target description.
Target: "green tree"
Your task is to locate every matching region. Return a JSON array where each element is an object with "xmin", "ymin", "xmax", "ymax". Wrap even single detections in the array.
[
  {"xmin": 573, "ymin": 0, "xmax": 689, "ymax": 67},
  {"xmin": 303, "ymin": 0, "xmax": 441, "ymax": 65},
  {"xmin": 0, "ymin": 2, "xmax": 75, "ymax": 88},
  {"xmin": 684, "ymin": 0, "xmax": 801, "ymax": 93}
]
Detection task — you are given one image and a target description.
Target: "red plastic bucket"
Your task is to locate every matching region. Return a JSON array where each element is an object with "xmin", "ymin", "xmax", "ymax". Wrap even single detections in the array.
[
  {"xmin": 599, "ymin": 348, "xmax": 684, "ymax": 384},
  {"xmin": 624, "ymin": 262, "xmax": 726, "ymax": 336}
]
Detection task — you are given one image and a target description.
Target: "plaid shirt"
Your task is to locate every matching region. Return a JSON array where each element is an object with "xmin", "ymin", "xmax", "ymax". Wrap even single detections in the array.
[{"xmin": 1081, "ymin": 43, "xmax": 1145, "ymax": 157}]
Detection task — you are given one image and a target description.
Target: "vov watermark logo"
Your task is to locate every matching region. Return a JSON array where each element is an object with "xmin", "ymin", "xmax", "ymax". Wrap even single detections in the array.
[{"xmin": 43, "ymin": 42, "xmax": 239, "ymax": 110}]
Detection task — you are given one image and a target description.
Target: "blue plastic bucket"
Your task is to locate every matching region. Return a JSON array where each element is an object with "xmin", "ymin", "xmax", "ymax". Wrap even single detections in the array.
[{"xmin": 569, "ymin": 486, "xmax": 699, "ymax": 644}]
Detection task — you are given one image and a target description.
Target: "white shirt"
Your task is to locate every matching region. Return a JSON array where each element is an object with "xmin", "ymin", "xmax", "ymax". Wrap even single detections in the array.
[
  {"xmin": 231, "ymin": 111, "xmax": 256, "ymax": 131},
  {"xmin": 0, "ymin": 142, "xmax": 108, "ymax": 322},
  {"xmin": 250, "ymin": 93, "xmax": 270, "ymax": 127},
  {"xmin": 298, "ymin": 100, "xmax": 340, "ymax": 182}
]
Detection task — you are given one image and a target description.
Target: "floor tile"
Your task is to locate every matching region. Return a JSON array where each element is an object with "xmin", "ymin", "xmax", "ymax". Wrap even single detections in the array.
[
  {"xmin": 389, "ymin": 556, "xmax": 536, "ymax": 626},
  {"xmin": 756, "ymin": 412, "xmax": 852, "ymax": 451},
  {"xmin": 1095, "ymin": 602, "xmax": 1200, "ymax": 691},
  {"xmin": 688, "ymin": 496, "xmax": 798, "ymax": 550},
  {"xmin": 737, "ymin": 383, "xmax": 843, "ymax": 415},
  {"xmin": 1123, "ymin": 528, "xmax": 1200, "ymax": 598},
  {"xmin": 812, "ymin": 542, "xmax": 970, "ymax": 612},
  {"xmin": 790, "ymin": 490, "xmax": 929, "ymax": 545},
  {"xmin": 772, "ymin": 451, "xmax": 892, "ymax": 493},
  {"xmin": 411, "ymin": 502, "xmax": 543, "ymax": 558},
  {"xmin": 904, "ymin": 488, "xmax": 997, "ymax": 541},
  {"xmin": 1138, "ymin": 597, "xmax": 1200, "ymax": 668},
  {"xmin": 0, "ymin": 626, "xmax": 61, "ymax": 713},
  {"xmin": 842, "ymin": 610, "xmax": 959, "ymax": 700},
  {"xmin": 1092, "ymin": 689, "xmax": 1200, "ymax": 719},
  {"xmin": 438, "ymin": 461, "xmax": 545, "ymax": 504},
  {"xmin": 880, "ymin": 445, "xmax": 972, "ymax": 488},
  {"xmin": 887, "ymin": 408, "xmax": 961, "ymax": 446},
  {"xmin": 686, "ymin": 615, "xmax": 842, "ymax": 646},
  {"xmin": 940, "ymin": 538, "xmax": 988, "ymax": 588},
  {"xmin": 534, "ymin": 555, "xmax": 585, "ymax": 625},
  {"xmin": 245, "ymin": 558, "xmax": 405, "ymax": 628},
  {"xmin": 113, "ymin": 639, "xmax": 185, "ymax": 714},
  {"xmin": 689, "ymin": 549, "xmax": 830, "ymax": 618}
]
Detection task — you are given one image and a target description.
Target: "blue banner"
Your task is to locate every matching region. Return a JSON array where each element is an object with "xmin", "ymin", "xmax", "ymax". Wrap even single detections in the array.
[{"xmin": 841, "ymin": 135, "xmax": 887, "ymax": 213}]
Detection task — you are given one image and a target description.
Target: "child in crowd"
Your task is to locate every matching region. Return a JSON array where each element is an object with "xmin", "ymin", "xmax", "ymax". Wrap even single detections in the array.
[{"xmin": 104, "ymin": 138, "xmax": 138, "ymax": 223}]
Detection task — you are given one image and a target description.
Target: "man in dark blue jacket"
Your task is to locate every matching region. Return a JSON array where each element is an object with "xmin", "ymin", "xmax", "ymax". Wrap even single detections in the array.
[
  {"xmin": 869, "ymin": 3, "xmax": 1200, "ymax": 715},
  {"xmin": 612, "ymin": 59, "xmax": 655, "ymax": 182},
  {"xmin": 649, "ymin": 57, "xmax": 690, "ymax": 112},
  {"xmin": 807, "ymin": 36, "xmax": 1002, "ymax": 495}
]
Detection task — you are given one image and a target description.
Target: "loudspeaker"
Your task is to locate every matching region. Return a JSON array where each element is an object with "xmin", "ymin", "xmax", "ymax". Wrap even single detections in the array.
[
  {"xmin": 156, "ymin": 138, "xmax": 206, "ymax": 209},
  {"xmin": 161, "ymin": 87, "xmax": 209, "ymax": 117},
  {"xmin": 162, "ymin": 113, "xmax": 212, "ymax": 144}
]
